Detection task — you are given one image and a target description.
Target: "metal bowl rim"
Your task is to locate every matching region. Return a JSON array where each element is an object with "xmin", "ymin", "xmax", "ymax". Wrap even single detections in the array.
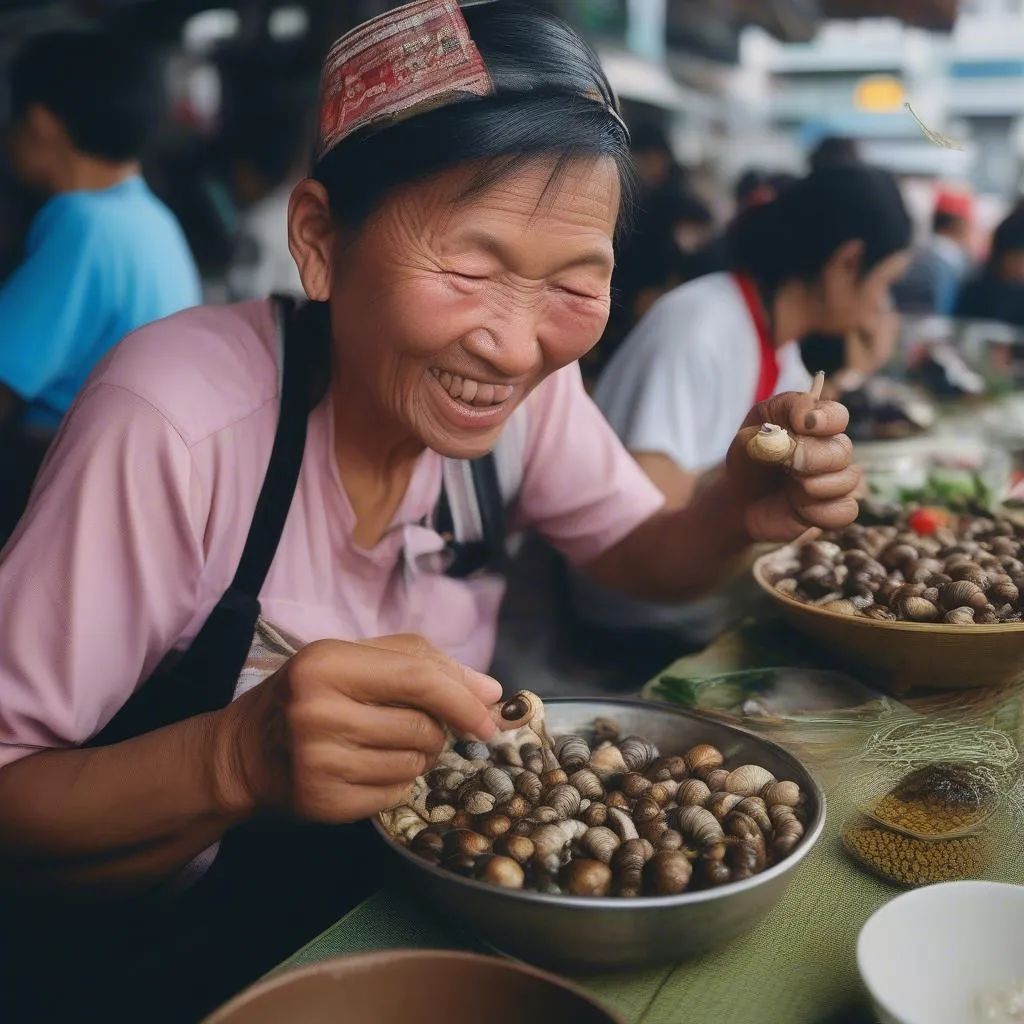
[{"xmin": 373, "ymin": 696, "xmax": 827, "ymax": 912}]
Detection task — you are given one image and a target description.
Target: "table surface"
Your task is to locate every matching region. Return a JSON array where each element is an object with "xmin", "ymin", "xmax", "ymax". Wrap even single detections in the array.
[{"xmin": 275, "ymin": 625, "xmax": 1024, "ymax": 1024}]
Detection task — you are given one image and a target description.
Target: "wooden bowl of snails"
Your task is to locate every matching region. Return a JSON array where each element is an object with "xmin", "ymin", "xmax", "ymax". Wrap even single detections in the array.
[
  {"xmin": 753, "ymin": 526, "xmax": 1024, "ymax": 694},
  {"xmin": 202, "ymin": 951, "xmax": 622, "ymax": 1024},
  {"xmin": 372, "ymin": 698, "xmax": 825, "ymax": 972}
]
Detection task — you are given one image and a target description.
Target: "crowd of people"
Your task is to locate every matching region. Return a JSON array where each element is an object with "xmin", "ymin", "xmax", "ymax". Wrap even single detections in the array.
[{"xmin": 0, "ymin": 8, "xmax": 1020, "ymax": 1022}]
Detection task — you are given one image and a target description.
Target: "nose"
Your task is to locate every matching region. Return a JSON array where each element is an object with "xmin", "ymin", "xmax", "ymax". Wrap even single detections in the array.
[{"xmin": 463, "ymin": 315, "xmax": 542, "ymax": 380}]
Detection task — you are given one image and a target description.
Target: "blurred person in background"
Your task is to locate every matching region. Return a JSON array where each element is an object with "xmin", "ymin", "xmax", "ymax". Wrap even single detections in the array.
[
  {"xmin": 892, "ymin": 189, "xmax": 974, "ymax": 315},
  {"xmin": 571, "ymin": 166, "xmax": 910, "ymax": 650},
  {"xmin": 955, "ymin": 207, "xmax": 1024, "ymax": 327},
  {"xmin": 223, "ymin": 108, "xmax": 311, "ymax": 301},
  {"xmin": 0, "ymin": 29, "xmax": 200, "ymax": 538},
  {"xmin": 808, "ymin": 134, "xmax": 862, "ymax": 172}
]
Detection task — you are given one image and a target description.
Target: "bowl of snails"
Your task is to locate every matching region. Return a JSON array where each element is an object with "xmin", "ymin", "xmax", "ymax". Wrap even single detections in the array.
[
  {"xmin": 374, "ymin": 696, "xmax": 825, "ymax": 972},
  {"xmin": 753, "ymin": 514, "xmax": 1024, "ymax": 693}
]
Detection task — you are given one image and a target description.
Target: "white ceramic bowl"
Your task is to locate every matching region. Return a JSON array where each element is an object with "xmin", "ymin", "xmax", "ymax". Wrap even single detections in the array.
[{"xmin": 857, "ymin": 881, "xmax": 1024, "ymax": 1024}]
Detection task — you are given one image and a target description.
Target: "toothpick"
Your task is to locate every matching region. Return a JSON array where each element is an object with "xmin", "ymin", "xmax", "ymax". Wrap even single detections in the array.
[{"xmin": 905, "ymin": 102, "xmax": 965, "ymax": 152}]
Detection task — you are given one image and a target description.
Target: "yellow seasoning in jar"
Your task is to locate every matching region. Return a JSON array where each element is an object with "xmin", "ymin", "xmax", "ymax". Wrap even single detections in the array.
[{"xmin": 842, "ymin": 815, "xmax": 987, "ymax": 888}]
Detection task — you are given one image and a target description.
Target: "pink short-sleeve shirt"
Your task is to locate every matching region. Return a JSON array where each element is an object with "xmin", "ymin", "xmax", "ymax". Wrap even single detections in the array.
[{"xmin": 0, "ymin": 301, "xmax": 664, "ymax": 767}]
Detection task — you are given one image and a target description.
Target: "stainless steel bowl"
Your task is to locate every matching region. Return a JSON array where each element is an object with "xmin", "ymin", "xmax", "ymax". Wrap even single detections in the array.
[{"xmin": 372, "ymin": 698, "xmax": 826, "ymax": 972}]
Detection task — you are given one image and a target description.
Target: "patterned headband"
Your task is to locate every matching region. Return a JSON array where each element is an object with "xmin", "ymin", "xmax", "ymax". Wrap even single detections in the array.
[{"xmin": 315, "ymin": 0, "xmax": 627, "ymax": 165}]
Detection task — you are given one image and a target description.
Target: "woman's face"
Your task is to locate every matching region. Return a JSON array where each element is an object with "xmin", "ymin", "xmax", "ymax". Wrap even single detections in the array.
[
  {"xmin": 816, "ymin": 243, "xmax": 911, "ymax": 337},
  {"xmin": 293, "ymin": 156, "xmax": 619, "ymax": 461}
]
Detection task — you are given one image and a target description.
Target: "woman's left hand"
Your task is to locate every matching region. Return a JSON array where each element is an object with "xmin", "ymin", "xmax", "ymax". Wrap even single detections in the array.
[{"xmin": 724, "ymin": 391, "xmax": 862, "ymax": 543}]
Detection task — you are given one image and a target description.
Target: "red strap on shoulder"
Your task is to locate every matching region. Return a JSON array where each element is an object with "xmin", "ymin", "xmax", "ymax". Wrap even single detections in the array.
[{"xmin": 734, "ymin": 273, "xmax": 779, "ymax": 406}]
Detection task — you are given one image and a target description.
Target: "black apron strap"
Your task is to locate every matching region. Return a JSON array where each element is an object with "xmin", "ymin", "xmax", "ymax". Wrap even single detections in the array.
[
  {"xmin": 88, "ymin": 296, "xmax": 313, "ymax": 746},
  {"xmin": 435, "ymin": 452, "xmax": 508, "ymax": 579}
]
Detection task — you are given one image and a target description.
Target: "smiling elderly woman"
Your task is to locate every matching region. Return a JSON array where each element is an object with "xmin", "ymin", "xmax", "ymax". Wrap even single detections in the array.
[{"xmin": 0, "ymin": 2, "xmax": 859, "ymax": 1020}]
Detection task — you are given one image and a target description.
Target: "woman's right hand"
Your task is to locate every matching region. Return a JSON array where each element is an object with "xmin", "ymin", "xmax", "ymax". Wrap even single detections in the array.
[{"xmin": 213, "ymin": 635, "xmax": 503, "ymax": 824}]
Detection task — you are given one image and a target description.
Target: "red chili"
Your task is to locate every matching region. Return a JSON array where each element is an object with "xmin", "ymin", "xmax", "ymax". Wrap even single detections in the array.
[{"xmin": 908, "ymin": 507, "xmax": 948, "ymax": 536}]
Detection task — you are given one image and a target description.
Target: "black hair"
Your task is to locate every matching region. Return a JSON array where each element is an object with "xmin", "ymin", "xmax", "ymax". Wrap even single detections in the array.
[
  {"xmin": 657, "ymin": 187, "xmax": 713, "ymax": 227},
  {"xmin": 727, "ymin": 166, "xmax": 912, "ymax": 296},
  {"xmin": 734, "ymin": 168, "xmax": 770, "ymax": 205},
  {"xmin": 629, "ymin": 119, "xmax": 671, "ymax": 156},
  {"xmin": 933, "ymin": 210, "xmax": 966, "ymax": 235},
  {"xmin": 312, "ymin": 1, "xmax": 636, "ymax": 235},
  {"xmin": 989, "ymin": 210, "xmax": 1024, "ymax": 263},
  {"xmin": 809, "ymin": 135, "xmax": 862, "ymax": 173},
  {"xmin": 9, "ymin": 29, "xmax": 166, "ymax": 162}
]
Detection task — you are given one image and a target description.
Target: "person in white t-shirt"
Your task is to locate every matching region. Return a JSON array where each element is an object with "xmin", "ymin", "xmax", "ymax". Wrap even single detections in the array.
[{"xmin": 573, "ymin": 166, "xmax": 913, "ymax": 647}]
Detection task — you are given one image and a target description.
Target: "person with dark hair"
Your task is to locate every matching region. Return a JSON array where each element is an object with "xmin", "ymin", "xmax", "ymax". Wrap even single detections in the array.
[
  {"xmin": 575, "ymin": 165, "xmax": 910, "ymax": 644},
  {"xmin": 0, "ymin": 4, "xmax": 858, "ymax": 1020},
  {"xmin": 808, "ymin": 134, "xmax": 862, "ymax": 172},
  {"xmin": 893, "ymin": 189, "xmax": 974, "ymax": 315},
  {"xmin": 955, "ymin": 208, "xmax": 1024, "ymax": 327},
  {"xmin": 223, "ymin": 105, "xmax": 313, "ymax": 300},
  {"xmin": 0, "ymin": 29, "xmax": 200, "ymax": 535}
]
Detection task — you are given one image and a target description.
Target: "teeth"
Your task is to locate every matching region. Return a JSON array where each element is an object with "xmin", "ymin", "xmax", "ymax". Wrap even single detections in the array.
[{"xmin": 430, "ymin": 369, "xmax": 513, "ymax": 408}]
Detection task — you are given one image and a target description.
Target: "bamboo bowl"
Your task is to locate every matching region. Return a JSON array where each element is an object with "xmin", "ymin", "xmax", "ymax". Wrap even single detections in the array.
[{"xmin": 752, "ymin": 547, "xmax": 1024, "ymax": 694}]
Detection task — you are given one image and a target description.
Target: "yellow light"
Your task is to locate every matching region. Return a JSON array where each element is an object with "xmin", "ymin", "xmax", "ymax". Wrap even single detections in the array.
[{"xmin": 853, "ymin": 75, "xmax": 905, "ymax": 113}]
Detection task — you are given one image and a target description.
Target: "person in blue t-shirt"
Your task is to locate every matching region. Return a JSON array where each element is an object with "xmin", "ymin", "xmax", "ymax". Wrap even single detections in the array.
[{"xmin": 0, "ymin": 29, "xmax": 201, "ymax": 435}]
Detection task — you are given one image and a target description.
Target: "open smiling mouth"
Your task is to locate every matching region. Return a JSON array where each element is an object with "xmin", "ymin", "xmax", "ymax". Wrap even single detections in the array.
[{"xmin": 429, "ymin": 368, "xmax": 515, "ymax": 408}]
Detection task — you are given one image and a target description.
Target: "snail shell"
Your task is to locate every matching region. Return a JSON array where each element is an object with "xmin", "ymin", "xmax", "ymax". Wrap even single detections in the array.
[
  {"xmin": 769, "ymin": 804, "xmax": 802, "ymax": 831},
  {"xmin": 632, "ymin": 795, "xmax": 664, "ymax": 826},
  {"xmin": 492, "ymin": 833, "xmax": 535, "ymax": 864},
  {"xmin": 592, "ymin": 717, "xmax": 621, "ymax": 744},
  {"xmin": 675, "ymin": 805, "xmax": 726, "ymax": 853},
  {"xmin": 428, "ymin": 804, "xmax": 457, "ymax": 824},
  {"xmin": 881, "ymin": 543, "xmax": 919, "ymax": 571},
  {"xmin": 989, "ymin": 580, "xmax": 1020, "ymax": 607},
  {"xmin": 769, "ymin": 817, "xmax": 805, "ymax": 861},
  {"xmin": 976, "ymin": 607, "xmax": 1000, "ymax": 625},
  {"xmin": 619, "ymin": 736, "xmax": 660, "ymax": 773},
  {"xmin": 456, "ymin": 739, "xmax": 490, "ymax": 762},
  {"xmin": 620, "ymin": 772, "xmax": 653, "ymax": 799},
  {"xmin": 533, "ymin": 806, "xmax": 560, "ymax": 824},
  {"xmin": 699, "ymin": 857, "xmax": 732, "ymax": 888},
  {"xmin": 410, "ymin": 830, "xmax": 444, "ymax": 860},
  {"xmin": 569, "ymin": 768, "xmax": 604, "ymax": 800},
  {"xmin": 658, "ymin": 828, "xmax": 684, "ymax": 852},
  {"xmin": 560, "ymin": 858, "xmax": 613, "ymax": 897},
  {"xmin": 554, "ymin": 734, "xmax": 591, "ymax": 773},
  {"xmin": 747, "ymin": 423, "xmax": 796, "ymax": 466},
  {"xmin": 648, "ymin": 780, "xmax": 680, "ymax": 806},
  {"xmin": 893, "ymin": 594, "xmax": 940, "ymax": 623},
  {"xmin": 582, "ymin": 801, "xmax": 608, "ymax": 828},
  {"xmin": 605, "ymin": 790, "xmax": 632, "ymax": 811},
  {"xmin": 514, "ymin": 770, "xmax": 542, "ymax": 803},
  {"xmin": 644, "ymin": 850, "xmax": 693, "ymax": 896},
  {"xmin": 501, "ymin": 794, "xmax": 532, "ymax": 819},
  {"xmin": 939, "ymin": 580, "xmax": 988, "ymax": 611},
  {"xmin": 478, "ymin": 813, "xmax": 512, "ymax": 839},
  {"xmin": 725, "ymin": 765, "xmax": 776, "ymax": 797},
  {"xmin": 944, "ymin": 607, "xmax": 976, "ymax": 625},
  {"xmin": 607, "ymin": 806, "xmax": 640, "ymax": 842},
  {"xmin": 491, "ymin": 743, "xmax": 523, "ymax": 768},
  {"xmin": 580, "ymin": 826, "xmax": 620, "ymax": 864},
  {"xmin": 480, "ymin": 766, "xmax": 514, "ymax": 803},
  {"xmin": 685, "ymin": 743, "xmax": 724, "ymax": 774},
  {"xmin": 475, "ymin": 854, "xmax": 525, "ymax": 889},
  {"xmin": 676, "ymin": 778, "xmax": 712, "ymax": 807},
  {"xmin": 706, "ymin": 791, "xmax": 742, "ymax": 819},
  {"xmin": 734, "ymin": 797, "xmax": 772, "ymax": 835},
  {"xmin": 498, "ymin": 690, "xmax": 543, "ymax": 731},
  {"xmin": 589, "ymin": 744, "xmax": 628, "ymax": 779},
  {"xmin": 611, "ymin": 838, "xmax": 648, "ymax": 898},
  {"xmin": 531, "ymin": 823, "xmax": 571, "ymax": 873},
  {"xmin": 541, "ymin": 768, "xmax": 569, "ymax": 793},
  {"xmin": 442, "ymin": 853, "xmax": 478, "ymax": 877},
  {"xmin": 723, "ymin": 810, "xmax": 768, "ymax": 846},
  {"xmin": 728, "ymin": 838, "xmax": 766, "ymax": 881},
  {"xmin": 382, "ymin": 805, "xmax": 428, "ymax": 842},
  {"xmin": 646, "ymin": 755, "xmax": 688, "ymax": 782},
  {"xmin": 800, "ymin": 540, "xmax": 842, "ymax": 568},
  {"xmin": 821, "ymin": 599, "xmax": 857, "ymax": 616},
  {"xmin": 443, "ymin": 828, "xmax": 491, "ymax": 858},
  {"xmin": 637, "ymin": 819, "xmax": 668, "ymax": 845},
  {"xmin": 520, "ymin": 744, "xmax": 544, "ymax": 775},
  {"xmin": 864, "ymin": 605, "xmax": 897, "ymax": 622},
  {"xmin": 544, "ymin": 783, "xmax": 582, "ymax": 820},
  {"xmin": 426, "ymin": 789, "xmax": 456, "ymax": 812},
  {"xmin": 703, "ymin": 767, "xmax": 730, "ymax": 792},
  {"xmin": 461, "ymin": 789, "xmax": 496, "ymax": 816},
  {"xmin": 760, "ymin": 781, "xmax": 801, "ymax": 808}
]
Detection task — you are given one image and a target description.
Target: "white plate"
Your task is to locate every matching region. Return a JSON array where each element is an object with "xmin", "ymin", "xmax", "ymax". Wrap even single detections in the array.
[{"xmin": 857, "ymin": 881, "xmax": 1024, "ymax": 1024}]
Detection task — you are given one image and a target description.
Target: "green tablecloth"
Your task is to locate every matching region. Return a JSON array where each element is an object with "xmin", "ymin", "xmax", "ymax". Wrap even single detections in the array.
[{"xmin": 275, "ymin": 626, "xmax": 1024, "ymax": 1024}]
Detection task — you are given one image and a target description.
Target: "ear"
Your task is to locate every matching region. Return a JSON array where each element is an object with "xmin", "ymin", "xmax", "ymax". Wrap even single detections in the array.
[
  {"xmin": 25, "ymin": 102, "xmax": 67, "ymax": 145},
  {"xmin": 828, "ymin": 238, "xmax": 865, "ymax": 280},
  {"xmin": 288, "ymin": 179, "xmax": 336, "ymax": 302}
]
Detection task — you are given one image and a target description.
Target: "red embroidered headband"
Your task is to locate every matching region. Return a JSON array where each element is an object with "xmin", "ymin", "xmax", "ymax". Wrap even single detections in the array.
[{"xmin": 315, "ymin": 0, "xmax": 626, "ymax": 165}]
